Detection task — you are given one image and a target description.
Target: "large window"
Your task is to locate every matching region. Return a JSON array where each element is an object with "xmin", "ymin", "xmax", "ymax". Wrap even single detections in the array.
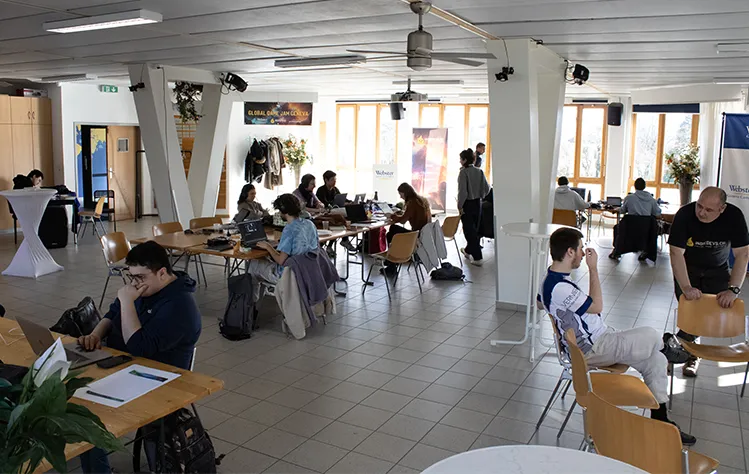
[
  {"xmin": 558, "ymin": 104, "xmax": 609, "ymax": 202},
  {"xmin": 628, "ymin": 112, "xmax": 699, "ymax": 201},
  {"xmin": 336, "ymin": 104, "xmax": 400, "ymax": 195}
]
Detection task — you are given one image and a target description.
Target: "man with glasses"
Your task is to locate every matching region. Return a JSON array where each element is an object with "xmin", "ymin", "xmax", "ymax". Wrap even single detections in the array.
[
  {"xmin": 77, "ymin": 241, "xmax": 202, "ymax": 473},
  {"xmin": 668, "ymin": 186, "xmax": 749, "ymax": 377}
]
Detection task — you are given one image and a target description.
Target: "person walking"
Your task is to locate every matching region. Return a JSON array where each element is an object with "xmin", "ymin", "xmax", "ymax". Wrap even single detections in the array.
[{"xmin": 457, "ymin": 148, "xmax": 490, "ymax": 266}]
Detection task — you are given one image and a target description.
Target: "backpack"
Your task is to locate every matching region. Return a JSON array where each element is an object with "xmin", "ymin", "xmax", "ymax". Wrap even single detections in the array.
[
  {"xmin": 50, "ymin": 296, "xmax": 102, "ymax": 337},
  {"xmin": 363, "ymin": 227, "xmax": 387, "ymax": 254},
  {"xmin": 219, "ymin": 274, "xmax": 255, "ymax": 340},
  {"xmin": 430, "ymin": 262, "xmax": 465, "ymax": 281},
  {"xmin": 133, "ymin": 408, "xmax": 222, "ymax": 473}
]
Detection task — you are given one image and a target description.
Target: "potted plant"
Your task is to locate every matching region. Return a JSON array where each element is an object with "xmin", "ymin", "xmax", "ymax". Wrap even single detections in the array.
[
  {"xmin": 174, "ymin": 82, "xmax": 203, "ymax": 123},
  {"xmin": 665, "ymin": 143, "xmax": 700, "ymax": 206},
  {"xmin": 282, "ymin": 135, "xmax": 312, "ymax": 185},
  {"xmin": 0, "ymin": 350, "xmax": 122, "ymax": 473}
]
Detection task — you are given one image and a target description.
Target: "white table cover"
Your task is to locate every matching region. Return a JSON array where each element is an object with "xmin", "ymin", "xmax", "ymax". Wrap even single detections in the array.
[{"xmin": 1, "ymin": 189, "xmax": 64, "ymax": 278}]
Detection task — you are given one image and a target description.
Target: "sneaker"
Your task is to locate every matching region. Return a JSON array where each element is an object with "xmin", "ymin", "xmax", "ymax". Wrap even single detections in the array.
[
  {"xmin": 608, "ymin": 252, "xmax": 620, "ymax": 260},
  {"xmin": 638, "ymin": 252, "xmax": 648, "ymax": 261},
  {"xmin": 341, "ymin": 239, "xmax": 357, "ymax": 252},
  {"xmin": 682, "ymin": 357, "xmax": 700, "ymax": 378},
  {"xmin": 470, "ymin": 259, "xmax": 483, "ymax": 267},
  {"xmin": 461, "ymin": 248, "xmax": 473, "ymax": 263},
  {"xmin": 661, "ymin": 333, "xmax": 692, "ymax": 364},
  {"xmin": 670, "ymin": 420, "xmax": 697, "ymax": 446}
]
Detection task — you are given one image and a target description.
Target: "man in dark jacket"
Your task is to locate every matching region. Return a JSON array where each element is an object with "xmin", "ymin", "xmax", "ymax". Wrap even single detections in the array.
[{"xmin": 78, "ymin": 241, "xmax": 201, "ymax": 473}]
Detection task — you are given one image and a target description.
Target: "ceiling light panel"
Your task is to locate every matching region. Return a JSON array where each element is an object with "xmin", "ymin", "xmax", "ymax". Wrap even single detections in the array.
[{"xmin": 43, "ymin": 9, "xmax": 162, "ymax": 34}]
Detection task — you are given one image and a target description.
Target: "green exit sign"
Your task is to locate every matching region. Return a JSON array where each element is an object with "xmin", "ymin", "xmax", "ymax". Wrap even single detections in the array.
[{"xmin": 99, "ymin": 85, "xmax": 118, "ymax": 93}]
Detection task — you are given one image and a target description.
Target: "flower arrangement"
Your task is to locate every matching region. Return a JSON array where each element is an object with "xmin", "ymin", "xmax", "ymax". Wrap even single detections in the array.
[
  {"xmin": 282, "ymin": 135, "xmax": 312, "ymax": 170},
  {"xmin": 174, "ymin": 81, "xmax": 202, "ymax": 123},
  {"xmin": 665, "ymin": 144, "xmax": 700, "ymax": 185}
]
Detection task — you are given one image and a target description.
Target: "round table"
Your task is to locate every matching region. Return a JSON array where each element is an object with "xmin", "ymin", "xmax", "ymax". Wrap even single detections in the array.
[
  {"xmin": 1, "ymin": 189, "xmax": 64, "ymax": 278},
  {"xmin": 491, "ymin": 222, "xmax": 571, "ymax": 362},
  {"xmin": 422, "ymin": 445, "xmax": 647, "ymax": 474}
]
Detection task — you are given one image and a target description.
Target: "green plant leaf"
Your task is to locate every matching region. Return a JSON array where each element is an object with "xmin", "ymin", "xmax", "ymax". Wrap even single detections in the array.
[
  {"xmin": 63, "ymin": 376, "xmax": 92, "ymax": 400},
  {"xmin": 33, "ymin": 433, "xmax": 67, "ymax": 474},
  {"xmin": 23, "ymin": 377, "xmax": 66, "ymax": 423},
  {"xmin": 46, "ymin": 413, "xmax": 123, "ymax": 452},
  {"xmin": 7, "ymin": 401, "xmax": 29, "ymax": 431}
]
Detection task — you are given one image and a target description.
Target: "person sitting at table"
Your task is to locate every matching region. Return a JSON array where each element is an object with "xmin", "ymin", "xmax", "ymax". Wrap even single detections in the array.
[
  {"xmin": 540, "ymin": 227, "xmax": 696, "ymax": 446},
  {"xmin": 388, "ymin": 182, "xmax": 432, "ymax": 243},
  {"xmin": 293, "ymin": 173, "xmax": 325, "ymax": 213},
  {"xmin": 315, "ymin": 170, "xmax": 356, "ymax": 252},
  {"xmin": 77, "ymin": 240, "xmax": 202, "ymax": 474},
  {"xmin": 554, "ymin": 176, "xmax": 589, "ymax": 212},
  {"xmin": 621, "ymin": 178, "xmax": 661, "ymax": 217},
  {"xmin": 246, "ymin": 193, "xmax": 320, "ymax": 301},
  {"xmin": 28, "ymin": 169, "xmax": 44, "ymax": 188},
  {"xmin": 233, "ymin": 183, "xmax": 269, "ymax": 223}
]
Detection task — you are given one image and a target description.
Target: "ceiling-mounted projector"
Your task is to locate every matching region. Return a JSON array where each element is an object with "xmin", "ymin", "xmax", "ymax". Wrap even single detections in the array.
[{"xmin": 390, "ymin": 78, "xmax": 428, "ymax": 102}]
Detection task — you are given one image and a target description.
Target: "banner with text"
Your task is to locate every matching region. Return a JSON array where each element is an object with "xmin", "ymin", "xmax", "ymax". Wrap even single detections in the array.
[
  {"xmin": 373, "ymin": 164, "xmax": 398, "ymax": 203},
  {"xmin": 412, "ymin": 128, "xmax": 448, "ymax": 211},
  {"xmin": 719, "ymin": 113, "xmax": 749, "ymax": 269},
  {"xmin": 244, "ymin": 102, "xmax": 313, "ymax": 125}
]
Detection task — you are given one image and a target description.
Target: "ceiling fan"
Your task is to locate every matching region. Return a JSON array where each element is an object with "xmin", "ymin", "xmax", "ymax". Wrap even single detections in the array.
[{"xmin": 347, "ymin": 1, "xmax": 495, "ymax": 71}]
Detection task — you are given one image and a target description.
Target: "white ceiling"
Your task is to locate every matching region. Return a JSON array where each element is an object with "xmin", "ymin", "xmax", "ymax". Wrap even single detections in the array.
[{"xmin": 1, "ymin": 0, "xmax": 749, "ymax": 100}]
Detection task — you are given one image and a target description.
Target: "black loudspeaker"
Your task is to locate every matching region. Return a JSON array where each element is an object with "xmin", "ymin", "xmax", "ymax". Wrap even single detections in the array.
[
  {"xmin": 389, "ymin": 102, "xmax": 405, "ymax": 120},
  {"xmin": 607, "ymin": 102, "xmax": 623, "ymax": 126}
]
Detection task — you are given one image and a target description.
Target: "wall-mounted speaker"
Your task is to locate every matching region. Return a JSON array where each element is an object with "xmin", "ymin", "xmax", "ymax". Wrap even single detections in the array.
[
  {"xmin": 389, "ymin": 102, "xmax": 405, "ymax": 120},
  {"xmin": 607, "ymin": 102, "xmax": 623, "ymax": 126}
]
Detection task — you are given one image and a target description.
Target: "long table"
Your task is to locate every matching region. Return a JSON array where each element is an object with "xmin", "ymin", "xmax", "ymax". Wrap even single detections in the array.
[{"xmin": 0, "ymin": 318, "xmax": 224, "ymax": 473}]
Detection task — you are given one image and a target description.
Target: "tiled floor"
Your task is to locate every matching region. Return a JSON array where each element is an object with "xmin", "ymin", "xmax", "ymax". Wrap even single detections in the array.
[{"xmin": 3, "ymin": 219, "xmax": 749, "ymax": 473}]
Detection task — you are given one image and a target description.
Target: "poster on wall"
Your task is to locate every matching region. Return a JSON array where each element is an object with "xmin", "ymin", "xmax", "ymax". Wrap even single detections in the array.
[
  {"xmin": 244, "ymin": 102, "xmax": 313, "ymax": 125},
  {"xmin": 412, "ymin": 128, "xmax": 448, "ymax": 211},
  {"xmin": 373, "ymin": 164, "xmax": 398, "ymax": 203},
  {"xmin": 718, "ymin": 113, "xmax": 749, "ymax": 269}
]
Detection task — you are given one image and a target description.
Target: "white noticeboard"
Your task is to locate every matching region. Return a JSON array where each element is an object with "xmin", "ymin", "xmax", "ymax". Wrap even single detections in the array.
[
  {"xmin": 74, "ymin": 364, "xmax": 181, "ymax": 408},
  {"xmin": 373, "ymin": 164, "xmax": 398, "ymax": 203}
]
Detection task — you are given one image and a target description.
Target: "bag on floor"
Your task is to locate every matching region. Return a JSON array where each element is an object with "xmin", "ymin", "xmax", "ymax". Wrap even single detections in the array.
[
  {"xmin": 430, "ymin": 262, "xmax": 465, "ymax": 281},
  {"xmin": 363, "ymin": 227, "xmax": 387, "ymax": 254},
  {"xmin": 219, "ymin": 274, "xmax": 255, "ymax": 340},
  {"xmin": 50, "ymin": 296, "xmax": 102, "ymax": 337}
]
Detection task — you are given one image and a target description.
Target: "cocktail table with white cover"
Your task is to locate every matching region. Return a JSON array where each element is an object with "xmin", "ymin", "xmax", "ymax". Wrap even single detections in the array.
[
  {"xmin": 422, "ymin": 445, "xmax": 648, "ymax": 474},
  {"xmin": 1, "ymin": 189, "xmax": 63, "ymax": 278}
]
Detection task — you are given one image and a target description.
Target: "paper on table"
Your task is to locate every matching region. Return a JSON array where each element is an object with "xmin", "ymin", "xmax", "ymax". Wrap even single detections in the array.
[
  {"xmin": 73, "ymin": 364, "xmax": 181, "ymax": 408},
  {"xmin": 33, "ymin": 338, "xmax": 71, "ymax": 387}
]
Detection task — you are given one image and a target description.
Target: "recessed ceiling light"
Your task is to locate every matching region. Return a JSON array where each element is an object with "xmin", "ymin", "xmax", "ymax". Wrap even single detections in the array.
[
  {"xmin": 274, "ymin": 55, "xmax": 366, "ymax": 68},
  {"xmin": 43, "ymin": 9, "xmax": 162, "ymax": 34},
  {"xmin": 713, "ymin": 77, "xmax": 749, "ymax": 84},
  {"xmin": 39, "ymin": 74, "xmax": 97, "ymax": 83},
  {"xmin": 392, "ymin": 80, "xmax": 464, "ymax": 85},
  {"xmin": 716, "ymin": 43, "xmax": 749, "ymax": 54}
]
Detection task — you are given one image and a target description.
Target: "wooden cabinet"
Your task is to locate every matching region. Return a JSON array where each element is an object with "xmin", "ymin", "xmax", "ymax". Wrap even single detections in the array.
[
  {"xmin": 10, "ymin": 97, "xmax": 31, "ymax": 124},
  {"xmin": 0, "ymin": 96, "xmax": 10, "ymax": 124},
  {"xmin": 0, "ymin": 125, "xmax": 13, "ymax": 230},
  {"xmin": 11, "ymin": 125, "xmax": 33, "ymax": 175},
  {"xmin": 32, "ymin": 125, "xmax": 53, "ymax": 182},
  {"xmin": 32, "ymin": 98, "xmax": 51, "ymax": 125}
]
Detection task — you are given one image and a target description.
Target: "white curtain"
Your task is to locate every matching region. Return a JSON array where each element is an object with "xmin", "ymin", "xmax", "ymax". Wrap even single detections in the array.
[{"xmin": 699, "ymin": 101, "xmax": 744, "ymax": 189}]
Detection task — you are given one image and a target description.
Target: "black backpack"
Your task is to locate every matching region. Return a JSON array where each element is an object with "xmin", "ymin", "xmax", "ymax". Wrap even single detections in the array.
[
  {"xmin": 219, "ymin": 274, "xmax": 255, "ymax": 340},
  {"xmin": 430, "ymin": 262, "xmax": 465, "ymax": 281},
  {"xmin": 50, "ymin": 297, "xmax": 102, "ymax": 337}
]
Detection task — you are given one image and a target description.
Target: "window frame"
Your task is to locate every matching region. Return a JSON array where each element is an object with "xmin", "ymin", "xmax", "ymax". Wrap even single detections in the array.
[
  {"xmin": 558, "ymin": 104, "xmax": 609, "ymax": 199},
  {"xmin": 335, "ymin": 103, "xmax": 399, "ymax": 170}
]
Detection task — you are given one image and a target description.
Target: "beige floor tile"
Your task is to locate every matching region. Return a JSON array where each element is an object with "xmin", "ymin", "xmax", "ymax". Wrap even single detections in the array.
[
  {"xmin": 283, "ymin": 440, "xmax": 348, "ymax": 473},
  {"xmin": 354, "ymin": 432, "xmax": 416, "ymax": 463},
  {"xmin": 313, "ymin": 421, "xmax": 373, "ymax": 450},
  {"xmin": 274, "ymin": 410, "xmax": 334, "ymax": 438},
  {"xmin": 328, "ymin": 452, "xmax": 394, "ymax": 474},
  {"xmin": 377, "ymin": 414, "xmax": 435, "ymax": 442},
  {"xmin": 246, "ymin": 428, "xmax": 307, "ymax": 459},
  {"xmin": 338, "ymin": 405, "xmax": 394, "ymax": 430}
]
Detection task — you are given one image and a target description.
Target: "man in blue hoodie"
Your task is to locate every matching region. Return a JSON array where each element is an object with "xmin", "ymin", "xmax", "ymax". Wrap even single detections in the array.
[{"xmin": 78, "ymin": 240, "xmax": 201, "ymax": 473}]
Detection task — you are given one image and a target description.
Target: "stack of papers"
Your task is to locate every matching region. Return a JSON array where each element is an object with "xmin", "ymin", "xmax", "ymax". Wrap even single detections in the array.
[{"xmin": 74, "ymin": 364, "xmax": 181, "ymax": 408}]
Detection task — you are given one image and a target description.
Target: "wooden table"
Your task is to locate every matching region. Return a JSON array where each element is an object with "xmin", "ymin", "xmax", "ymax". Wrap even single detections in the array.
[
  {"xmin": 0, "ymin": 318, "xmax": 224, "ymax": 473},
  {"xmin": 130, "ymin": 231, "xmax": 219, "ymax": 251}
]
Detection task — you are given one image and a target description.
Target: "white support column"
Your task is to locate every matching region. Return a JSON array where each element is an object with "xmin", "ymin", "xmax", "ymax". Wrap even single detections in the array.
[
  {"xmin": 128, "ymin": 64, "xmax": 194, "ymax": 226},
  {"xmin": 487, "ymin": 39, "xmax": 566, "ymax": 306},
  {"xmin": 604, "ymin": 97, "xmax": 633, "ymax": 197},
  {"xmin": 188, "ymin": 84, "xmax": 232, "ymax": 217}
]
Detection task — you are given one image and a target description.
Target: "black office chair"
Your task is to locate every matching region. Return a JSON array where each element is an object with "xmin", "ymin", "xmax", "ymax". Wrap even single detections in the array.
[{"xmin": 93, "ymin": 190, "xmax": 116, "ymax": 231}]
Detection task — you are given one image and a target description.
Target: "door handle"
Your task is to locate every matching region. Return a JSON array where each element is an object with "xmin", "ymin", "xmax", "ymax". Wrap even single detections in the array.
[
  {"xmin": 32, "ymin": 112, "xmax": 35, "ymax": 120},
  {"xmin": 27, "ymin": 111, "xmax": 30, "ymax": 120}
]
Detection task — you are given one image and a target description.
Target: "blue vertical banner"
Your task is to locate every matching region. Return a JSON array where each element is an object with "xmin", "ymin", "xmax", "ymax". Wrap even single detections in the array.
[{"xmin": 719, "ymin": 113, "xmax": 749, "ymax": 269}]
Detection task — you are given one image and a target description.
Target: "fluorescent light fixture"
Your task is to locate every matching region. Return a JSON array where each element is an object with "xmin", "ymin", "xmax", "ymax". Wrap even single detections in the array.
[
  {"xmin": 716, "ymin": 43, "xmax": 749, "ymax": 54},
  {"xmin": 274, "ymin": 55, "xmax": 366, "ymax": 68},
  {"xmin": 392, "ymin": 80, "xmax": 464, "ymax": 85},
  {"xmin": 39, "ymin": 74, "xmax": 97, "ymax": 83},
  {"xmin": 43, "ymin": 9, "xmax": 162, "ymax": 33},
  {"xmin": 713, "ymin": 78, "xmax": 749, "ymax": 84}
]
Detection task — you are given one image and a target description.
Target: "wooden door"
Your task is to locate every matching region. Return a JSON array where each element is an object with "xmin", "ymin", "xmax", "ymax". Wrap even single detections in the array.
[
  {"xmin": 31, "ymin": 98, "xmax": 51, "ymax": 125},
  {"xmin": 0, "ymin": 125, "xmax": 14, "ymax": 230},
  {"xmin": 11, "ymin": 125, "xmax": 33, "ymax": 176},
  {"xmin": 32, "ymin": 124, "xmax": 53, "ymax": 182},
  {"xmin": 0, "ymin": 96, "xmax": 10, "ymax": 124},
  {"xmin": 106, "ymin": 126, "xmax": 137, "ymax": 221},
  {"xmin": 9, "ymin": 97, "xmax": 31, "ymax": 124}
]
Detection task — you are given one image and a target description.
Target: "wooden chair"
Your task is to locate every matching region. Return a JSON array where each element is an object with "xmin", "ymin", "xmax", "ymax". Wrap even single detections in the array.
[
  {"xmin": 671, "ymin": 294, "xmax": 749, "ymax": 403},
  {"xmin": 152, "ymin": 221, "xmax": 183, "ymax": 236},
  {"xmin": 99, "ymin": 232, "xmax": 131, "ymax": 308},
  {"xmin": 552, "ymin": 209, "xmax": 578, "ymax": 227},
  {"xmin": 189, "ymin": 216, "xmax": 222, "ymax": 230},
  {"xmin": 94, "ymin": 190, "xmax": 116, "ymax": 232},
  {"xmin": 563, "ymin": 328, "xmax": 659, "ymax": 450},
  {"xmin": 150, "ymin": 222, "xmax": 205, "ymax": 285},
  {"xmin": 79, "ymin": 196, "xmax": 107, "ymax": 238},
  {"xmin": 587, "ymin": 392, "xmax": 719, "ymax": 474},
  {"xmin": 537, "ymin": 314, "xmax": 629, "ymax": 435},
  {"xmin": 441, "ymin": 215, "xmax": 462, "ymax": 265},
  {"xmin": 363, "ymin": 231, "xmax": 422, "ymax": 300}
]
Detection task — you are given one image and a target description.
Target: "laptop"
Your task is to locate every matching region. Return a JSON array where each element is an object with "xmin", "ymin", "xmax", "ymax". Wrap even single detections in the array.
[
  {"xmin": 17, "ymin": 317, "xmax": 111, "ymax": 369},
  {"xmin": 354, "ymin": 193, "xmax": 366, "ymax": 204},
  {"xmin": 376, "ymin": 202, "xmax": 394, "ymax": 216},
  {"xmin": 605, "ymin": 196, "xmax": 623, "ymax": 207},
  {"xmin": 237, "ymin": 219, "xmax": 272, "ymax": 248},
  {"xmin": 570, "ymin": 187, "xmax": 586, "ymax": 201},
  {"xmin": 333, "ymin": 193, "xmax": 347, "ymax": 207},
  {"xmin": 345, "ymin": 203, "xmax": 372, "ymax": 223}
]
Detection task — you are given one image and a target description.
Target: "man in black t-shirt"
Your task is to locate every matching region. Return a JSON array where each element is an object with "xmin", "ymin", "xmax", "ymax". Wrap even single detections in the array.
[{"xmin": 668, "ymin": 187, "xmax": 749, "ymax": 377}]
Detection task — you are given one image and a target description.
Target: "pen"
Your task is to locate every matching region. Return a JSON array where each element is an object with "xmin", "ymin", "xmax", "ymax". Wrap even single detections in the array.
[
  {"xmin": 85, "ymin": 390, "xmax": 125, "ymax": 403},
  {"xmin": 129, "ymin": 370, "xmax": 168, "ymax": 382}
]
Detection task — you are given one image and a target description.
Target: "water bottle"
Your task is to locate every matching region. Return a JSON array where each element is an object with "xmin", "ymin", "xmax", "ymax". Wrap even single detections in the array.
[{"xmin": 374, "ymin": 191, "xmax": 379, "ymax": 201}]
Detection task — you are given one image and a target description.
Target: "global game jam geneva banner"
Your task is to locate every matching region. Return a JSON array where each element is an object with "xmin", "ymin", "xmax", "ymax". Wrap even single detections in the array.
[
  {"xmin": 244, "ymin": 102, "xmax": 313, "ymax": 125},
  {"xmin": 412, "ymin": 128, "xmax": 448, "ymax": 211}
]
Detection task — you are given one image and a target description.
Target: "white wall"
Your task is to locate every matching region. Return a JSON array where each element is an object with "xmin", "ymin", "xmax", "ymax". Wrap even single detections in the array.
[
  {"xmin": 604, "ymin": 97, "xmax": 633, "ymax": 197},
  {"xmin": 631, "ymin": 84, "xmax": 743, "ymax": 105}
]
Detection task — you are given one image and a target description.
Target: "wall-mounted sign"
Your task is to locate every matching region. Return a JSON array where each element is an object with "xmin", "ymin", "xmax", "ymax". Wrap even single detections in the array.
[
  {"xmin": 244, "ymin": 102, "xmax": 313, "ymax": 126},
  {"xmin": 99, "ymin": 84, "xmax": 118, "ymax": 93}
]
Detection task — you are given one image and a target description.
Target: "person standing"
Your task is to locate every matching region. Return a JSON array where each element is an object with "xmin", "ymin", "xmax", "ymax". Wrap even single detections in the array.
[
  {"xmin": 458, "ymin": 148, "xmax": 490, "ymax": 266},
  {"xmin": 668, "ymin": 186, "xmax": 749, "ymax": 377},
  {"xmin": 474, "ymin": 142, "xmax": 486, "ymax": 170}
]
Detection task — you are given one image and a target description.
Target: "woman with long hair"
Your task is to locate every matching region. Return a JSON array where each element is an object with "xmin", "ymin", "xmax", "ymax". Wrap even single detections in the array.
[
  {"xmin": 292, "ymin": 173, "xmax": 324, "ymax": 212},
  {"xmin": 233, "ymin": 183, "xmax": 269, "ymax": 223},
  {"xmin": 388, "ymin": 182, "xmax": 432, "ymax": 244},
  {"xmin": 457, "ymin": 148, "xmax": 490, "ymax": 266}
]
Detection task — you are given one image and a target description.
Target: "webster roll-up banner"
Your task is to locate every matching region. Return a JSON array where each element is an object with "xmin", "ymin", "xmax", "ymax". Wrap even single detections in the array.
[
  {"xmin": 718, "ymin": 113, "xmax": 749, "ymax": 269},
  {"xmin": 244, "ymin": 102, "xmax": 313, "ymax": 125},
  {"xmin": 412, "ymin": 128, "xmax": 448, "ymax": 211}
]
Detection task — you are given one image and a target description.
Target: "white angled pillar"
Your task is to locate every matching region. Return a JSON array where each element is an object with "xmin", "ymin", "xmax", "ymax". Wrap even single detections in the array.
[
  {"xmin": 486, "ymin": 39, "xmax": 566, "ymax": 306},
  {"xmin": 128, "ymin": 64, "xmax": 194, "ymax": 227},
  {"xmin": 188, "ymin": 84, "xmax": 233, "ymax": 218}
]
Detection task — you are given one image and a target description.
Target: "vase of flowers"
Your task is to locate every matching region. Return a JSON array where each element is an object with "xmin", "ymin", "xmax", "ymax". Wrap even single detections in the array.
[
  {"xmin": 282, "ymin": 135, "xmax": 311, "ymax": 185},
  {"xmin": 665, "ymin": 144, "xmax": 700, "ymax": 206}
]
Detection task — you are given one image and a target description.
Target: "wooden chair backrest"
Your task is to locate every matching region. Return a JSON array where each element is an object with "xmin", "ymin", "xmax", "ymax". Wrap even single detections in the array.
[
  {"xmin": 93, "ymin": 196, "xmax": 106, "ymax": 216},
  {"xmin": 189, "ymin": 216, "xmax": 222, "ymax": 230},
  {"xmin": 552, "ymin": 209, "xmax": 577, "ymax": 227},
  {"xmin": 441, "ymin": 215, "xmax": 461, "ymax": 239},
  {"xmin": 547, "ymin": 314, "xmax": 567, "ymax": 362},
  {"xmin": 587, "ymin": 392, "xmax": 683, "ymax": 474},
  {"xmin": 564, "ymin": 328, "xmax": 592, "ymax": 406},
  {"xmin": 100, "ymin": 232, "xmax": 130, "ymax": 265},
  {"xmin": 152, "ymin": 221, "xmax": 183, "ymax": 236},
  {"xmin": 677, "ymin": 294, "xmax": 746, "ymax": 338},
  {"xmin": 387, "ymin": 231, "xmax": 419, "ymax": 264}
]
